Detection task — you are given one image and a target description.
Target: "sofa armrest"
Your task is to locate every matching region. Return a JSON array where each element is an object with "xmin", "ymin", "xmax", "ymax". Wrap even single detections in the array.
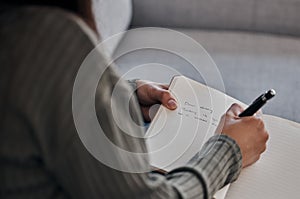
[{"xmin": 131, "ymin": 0, "xmax": 300, "ymax": 37}]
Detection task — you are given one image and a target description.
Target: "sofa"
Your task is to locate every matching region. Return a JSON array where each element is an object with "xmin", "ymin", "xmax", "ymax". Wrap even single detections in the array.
[{"xmin": 92, "ymin": 0, "xmax": 300, "ymax": 123}]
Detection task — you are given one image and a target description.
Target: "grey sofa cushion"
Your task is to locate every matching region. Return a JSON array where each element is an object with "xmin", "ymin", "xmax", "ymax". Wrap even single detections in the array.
[
  {"xmin": 115, "ymin": 29, "xmax": 300, "ymax": 122},
  {"xmin": 131, "ymin": 0, "xmax": 300, "ymax": 37},
  {"xmin": 92, "ymin": 0, "xmax": 132, "ymax": 53}
]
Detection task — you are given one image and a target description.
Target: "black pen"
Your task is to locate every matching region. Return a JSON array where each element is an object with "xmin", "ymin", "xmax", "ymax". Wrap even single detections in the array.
[{"xmin": 239, "ymin": 89, "xmax": 276, "ymax": 117}]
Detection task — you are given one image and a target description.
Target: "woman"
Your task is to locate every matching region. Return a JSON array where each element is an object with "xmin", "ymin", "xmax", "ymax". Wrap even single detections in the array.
[{"xmin": 0, "ymin": 0, "xmax": 268, "ymax": 198}]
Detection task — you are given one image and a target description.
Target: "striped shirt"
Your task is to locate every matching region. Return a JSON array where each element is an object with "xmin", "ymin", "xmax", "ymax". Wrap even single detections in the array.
[{"xmin": 0, "ymin": 6, "xmax": 242, "ymax": 199}]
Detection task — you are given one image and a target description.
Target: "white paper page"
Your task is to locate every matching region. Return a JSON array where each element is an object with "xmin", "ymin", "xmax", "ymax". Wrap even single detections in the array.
[
  {"xmin": 146, "ymin": 76, "xmax": 246, "ymax": 199},
  {"xmin": 146, "ymin": 76, "xmax": 245, "ymax": 170},
  {"xmin": 225, "ymin": 115, "xmax": 300, "ymax": 199},
  {"xmin": 214, "ymin": 185, "xmax": 230, "ymax": 199}
]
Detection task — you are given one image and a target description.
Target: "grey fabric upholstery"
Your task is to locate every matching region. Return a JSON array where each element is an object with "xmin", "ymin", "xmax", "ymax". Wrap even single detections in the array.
[
  {"xmin": 92, "ymin": 0, "xmax": 132, "ymax": 53},
  {"xmin": 131, "ymin": 0, "xmax": 300, "ymax": 37},
  {"xmin": 92, "ymin": 0, "xmax": 300, "ymax": 122},
  {"xmin": 115, "ymin": 29, "xmax": 300, "ymax": 122}
]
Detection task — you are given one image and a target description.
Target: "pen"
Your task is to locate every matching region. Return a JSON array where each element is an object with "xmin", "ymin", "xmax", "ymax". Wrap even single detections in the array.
[{"xmin": 239, "ymin": 89, "xmax": 276, "ymax": 117}]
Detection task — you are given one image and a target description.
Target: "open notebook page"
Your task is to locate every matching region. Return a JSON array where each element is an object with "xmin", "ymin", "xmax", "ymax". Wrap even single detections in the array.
[
  {"xmin": 225, "ymin": 115, "xmax": 300, "ymax": 199},
  {"xmin": 146, "ymin": 76, "xmax": 246, "ymax": 199}
]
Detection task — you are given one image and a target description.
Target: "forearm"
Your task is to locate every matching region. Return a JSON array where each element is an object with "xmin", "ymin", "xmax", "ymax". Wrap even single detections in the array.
[
  {"xmin": 164, "ymin": 135, "xmax": 242, "ymax": 198},
  {"xmin": 53, "ymin": 133, "xmax": 242, "ymax": 199}
]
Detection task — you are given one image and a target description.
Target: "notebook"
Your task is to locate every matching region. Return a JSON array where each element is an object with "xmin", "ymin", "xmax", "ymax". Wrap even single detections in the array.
[{"xmin": 146, "ymin": 76, "xmax": 300, "ymax": 199}]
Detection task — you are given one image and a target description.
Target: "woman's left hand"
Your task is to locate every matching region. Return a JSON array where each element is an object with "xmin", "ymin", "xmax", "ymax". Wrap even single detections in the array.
[{"xmin": 135, "ymin": 80, "xmax": 177, "ymax": 122}]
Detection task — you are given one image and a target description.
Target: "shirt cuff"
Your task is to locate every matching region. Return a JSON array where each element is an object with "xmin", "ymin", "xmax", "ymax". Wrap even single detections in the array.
[{"xmin": 166, "ymin": 134, "xmax": 242, "ymax": 199}]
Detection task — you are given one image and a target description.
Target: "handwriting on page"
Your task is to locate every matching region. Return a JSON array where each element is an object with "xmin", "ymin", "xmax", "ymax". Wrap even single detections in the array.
[{"xmin": 177, "ymin": 101, "xmax": 219, "ymax": 127}]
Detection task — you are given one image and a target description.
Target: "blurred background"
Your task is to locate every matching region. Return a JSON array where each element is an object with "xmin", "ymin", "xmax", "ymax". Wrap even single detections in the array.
[{"xmin": 93, "ymin": 0, "xmax": 300, "ymax": 123}]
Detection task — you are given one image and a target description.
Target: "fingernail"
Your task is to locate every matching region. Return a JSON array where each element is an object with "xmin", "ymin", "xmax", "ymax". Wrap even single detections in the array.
[{"xmin": 167, "ymin": 99, "xmax": 177, "ymax": 109}]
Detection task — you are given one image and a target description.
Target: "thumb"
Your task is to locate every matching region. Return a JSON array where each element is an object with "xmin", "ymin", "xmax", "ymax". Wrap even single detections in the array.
[
  {"xmin": 227, "ymin": 103, "xmax": 244, "ymax": 117},
  {"xmin": 154, "ymin": 88, "xmax": 177, "ymax": 110}
]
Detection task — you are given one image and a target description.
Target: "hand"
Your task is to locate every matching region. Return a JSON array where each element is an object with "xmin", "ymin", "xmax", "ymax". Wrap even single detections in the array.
[
  {"xmin": 135, "ymin": 80, "xmax": 177, "ymax": 122},
  {"xmin": 216, "ymin": 103, "xmax": 269, "ymax": 168}
]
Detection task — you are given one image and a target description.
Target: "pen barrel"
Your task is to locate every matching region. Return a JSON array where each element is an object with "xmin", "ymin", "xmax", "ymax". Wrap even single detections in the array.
[{"xmin": 239, "ymin": 100, "xmax": 266, "ymax": 117}]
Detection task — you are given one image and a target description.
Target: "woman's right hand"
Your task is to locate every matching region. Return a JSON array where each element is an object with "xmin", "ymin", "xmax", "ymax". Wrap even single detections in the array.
[{"xmin": 217, "ymin": 103, "xmax": 269, "ymax": 168}]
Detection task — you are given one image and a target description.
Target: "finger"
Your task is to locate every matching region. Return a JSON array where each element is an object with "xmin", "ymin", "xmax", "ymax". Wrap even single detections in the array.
[
  {"xmin": 157, "ymin": 84, "xmax": 177, "ymax": 110},
  {"xmin": 263, "ymin": 130, "xmax": 269, "ymax": 142},
  {"xmin": 255, "ymin": 109, "xmax": 263, "ymax": 118},
  {"xmin": 153, "ymin": 88, "xmax": 177, "ymax": 110},
  {"xmin": 227, "ymin": 103, "xmax": 244, "ymax": 117},
  {"xmin": 159, "ymin": 84, "xmax": 169, "ymax": 90},
  {"xmin": 141, "ymin": 106, "xmax": 151, "ymax": 122}
]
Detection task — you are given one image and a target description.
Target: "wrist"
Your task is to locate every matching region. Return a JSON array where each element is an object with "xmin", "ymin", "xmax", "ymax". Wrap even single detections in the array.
[
  {"xmin": 127, "ymin": 79, "xmax": 140, "ymax": 93},
  {"xmin": 217, "ymin": 134, "xmax": 243, "ymax": 183}
]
